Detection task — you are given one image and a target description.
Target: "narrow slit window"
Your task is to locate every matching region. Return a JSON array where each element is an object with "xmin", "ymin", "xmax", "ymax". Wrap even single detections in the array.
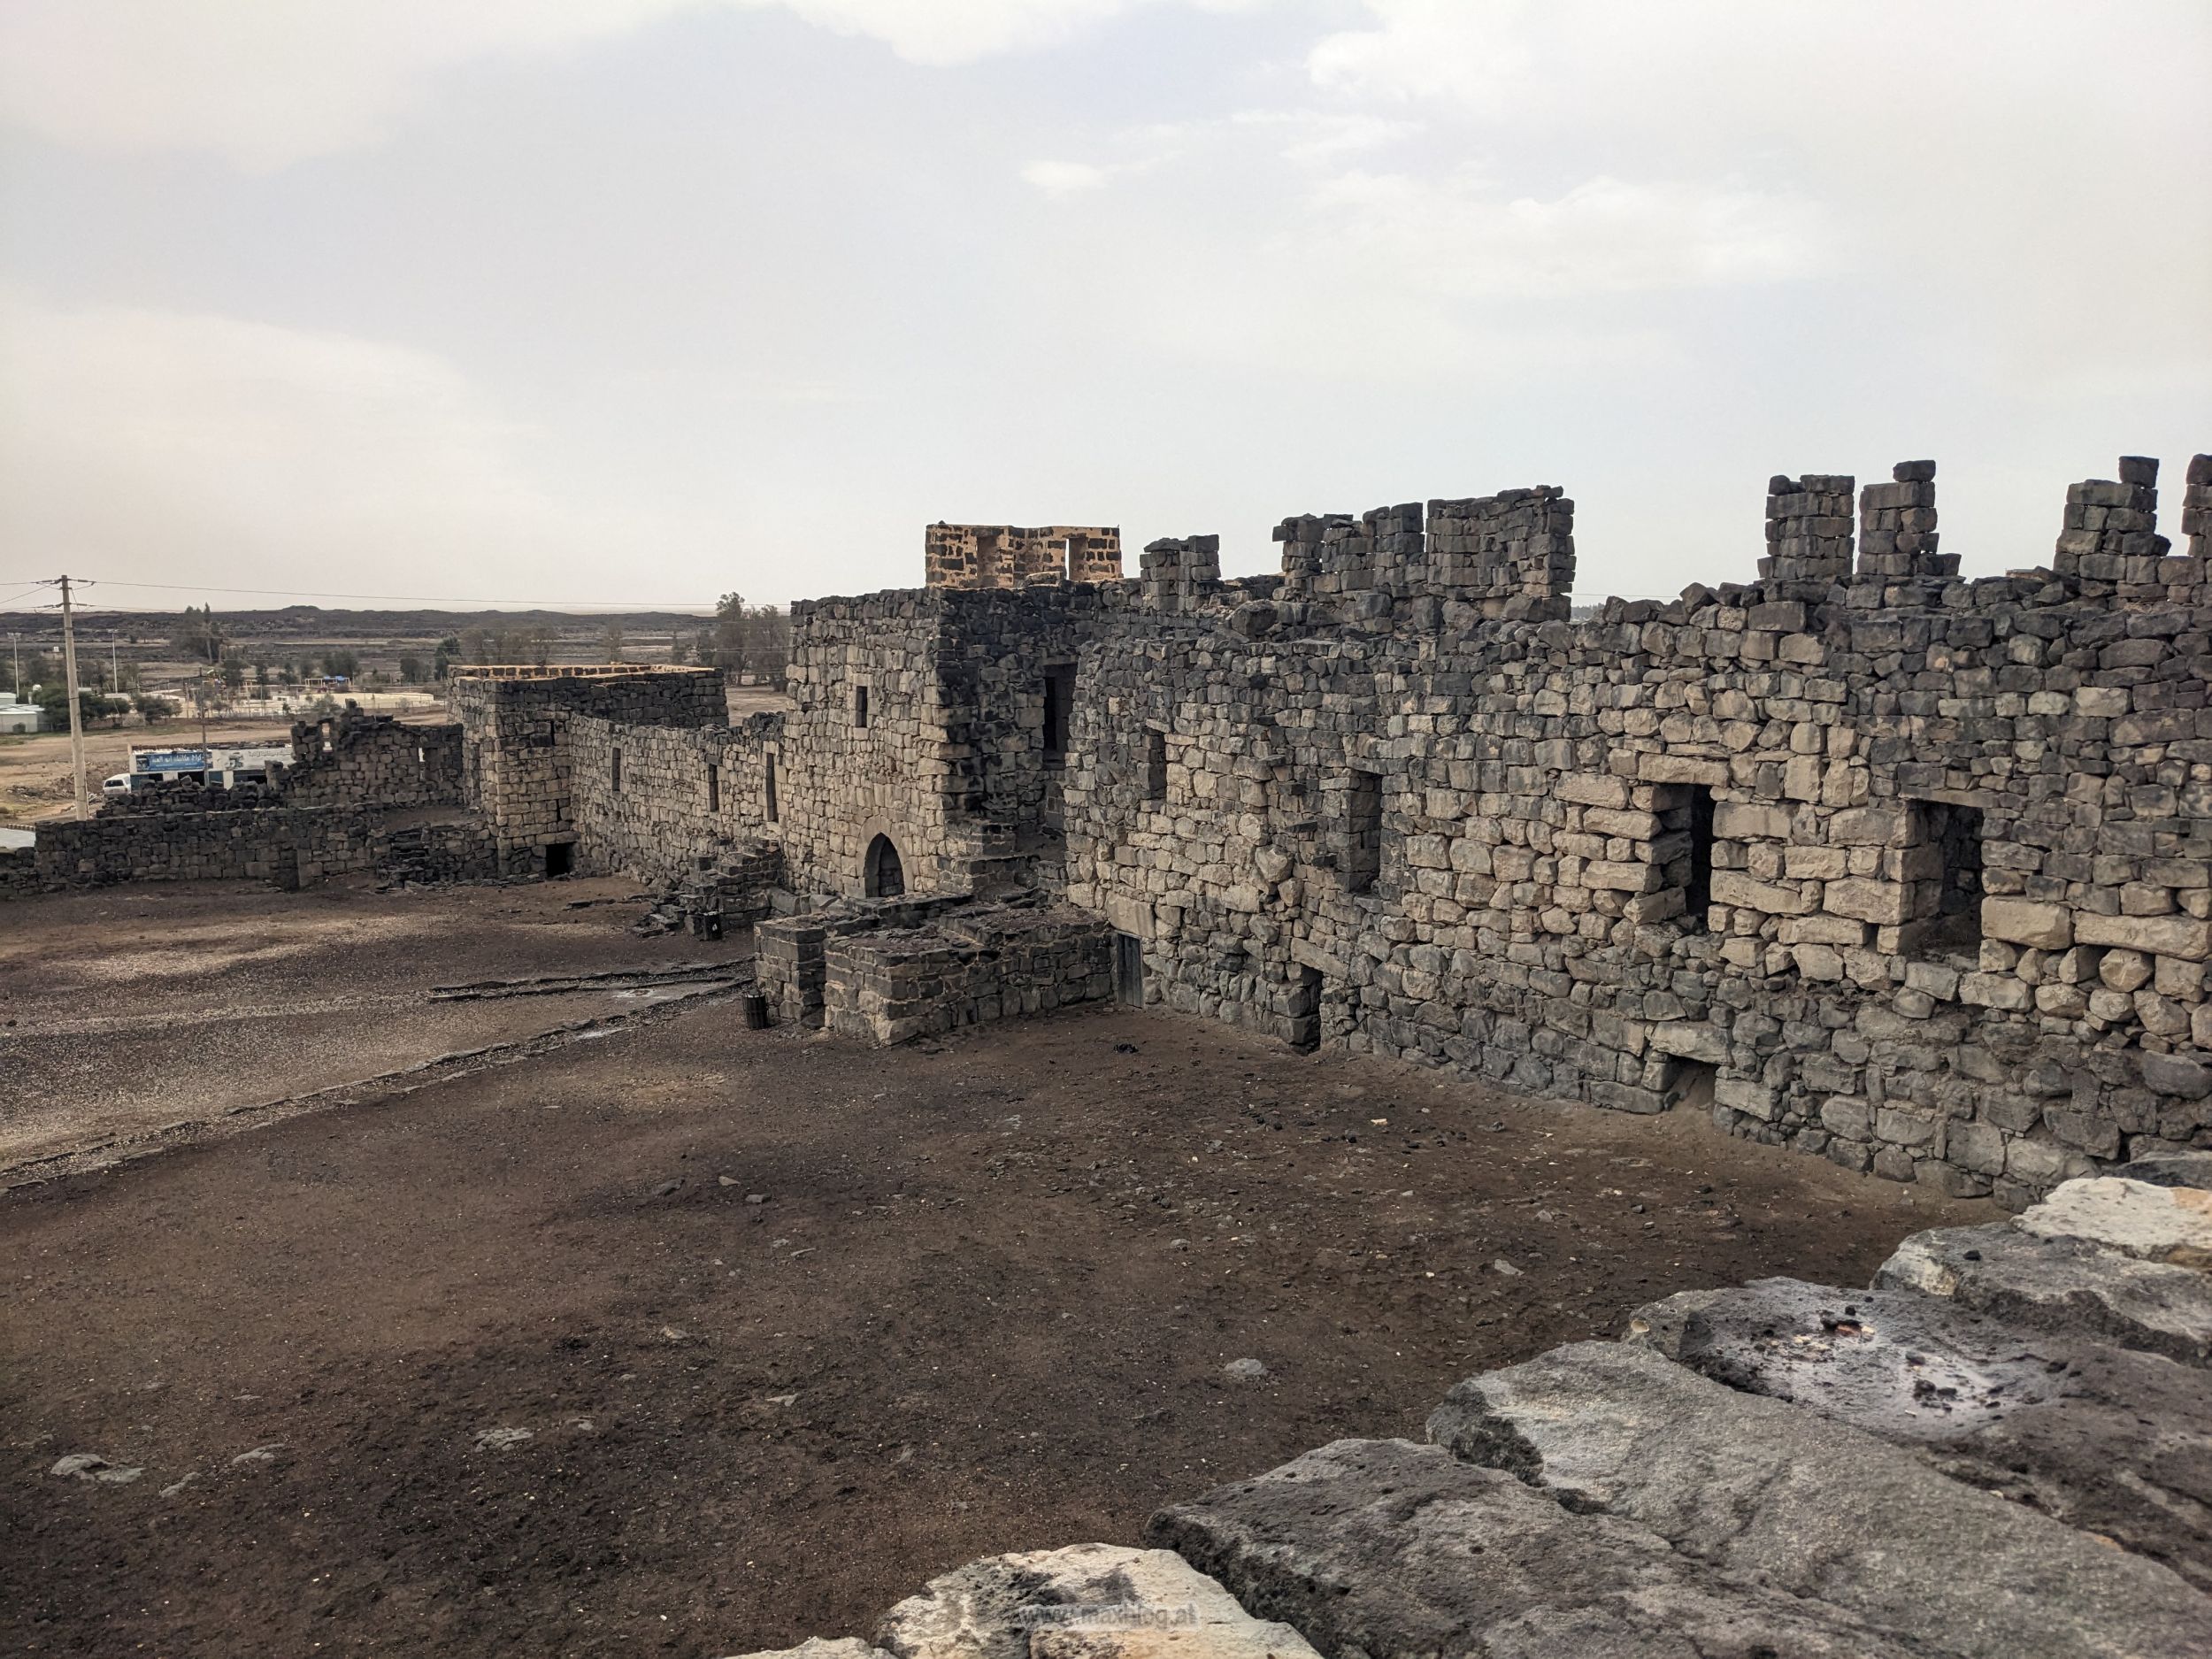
[
  {"xmin": 764, "ymin": 753, "xmax": 780, "ymax": 823},
  {"xmin": 1144, "ymin": 727, "xmax": 1168, "ymax": 801},
  {"xmin": 1685, "ymin": 785, "xmax": 1715, "ymax": 926},
  {"xmin": 611, "ymin": 748, "xmax": 622, "ymax": 794},
  {"xmin": 706, "ymin": 762, "xmax": 720, "ymax": 814},
  {"xmin": 1042, "ymin": 664, "xmax": 1075, "ymax": 763},
  {"xmin": 854, "ymin": 685, "xmax": 869, "ymax": 728},
  {"xmin": 1346, "ymin": 770, "xmax": 1383, "ymax": 895}
]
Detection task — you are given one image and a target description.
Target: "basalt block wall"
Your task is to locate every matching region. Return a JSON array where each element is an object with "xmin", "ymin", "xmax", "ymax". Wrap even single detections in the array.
[
  {"xmin": 449, "ymin": 669, "xmax": 726, "ymax": 876},
  {"xmin": 1068, "ymin": 457, "xmax": 2212, "ymax": 1210},
  {"xmin": 0, "ymin": 710, "xmax": 488, "ymax": 895},
  {"xmin": 565, "ymin": 711, "xmax": 780, "ymax": 888}
]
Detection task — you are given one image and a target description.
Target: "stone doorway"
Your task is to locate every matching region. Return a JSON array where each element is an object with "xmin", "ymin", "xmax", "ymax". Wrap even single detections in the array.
[
  {"xmin": 544, "ymin": 841, "xmax": 574, "ymax": 879},
  {"xmin": 864, "ymin": 833, "xmax": 905, "ymax": 899}
]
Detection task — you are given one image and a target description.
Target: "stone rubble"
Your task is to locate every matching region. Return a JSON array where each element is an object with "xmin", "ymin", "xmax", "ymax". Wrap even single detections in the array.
[{"xmin": 736, "ymin": 1159, "xmax": 2212, "ymax": 1659}]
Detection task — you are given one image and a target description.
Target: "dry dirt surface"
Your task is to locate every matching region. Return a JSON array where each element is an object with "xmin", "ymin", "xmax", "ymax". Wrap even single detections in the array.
[{"xmin": 0, "ymin": 885, "xmax": 1990, "ymax": 1657}]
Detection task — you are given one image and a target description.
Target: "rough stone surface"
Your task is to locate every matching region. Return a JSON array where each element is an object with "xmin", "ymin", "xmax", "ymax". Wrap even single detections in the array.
[
  {"xmin": 1625, "ymin": 1276, "xmax": 2212, "ymax": 1592},
  {"xmin": 878, "ymin": 1543, "xmax": 1318, "ymax": 1659},
  {"xmin": 722, "ymin": 1640, "xmax": 888, "ymax": 1659},
  {"xmin": 1877, "ymin": 1223, "xmax": 2212, "ymax": 1365},
  {"xmin": 1426, "ymin": 1340, "xmax": 2212, "ymax": 1659},
  {"xmin": 2015, "ymin": 1175, "xmax": 2212, "ymax": 1267},
  {"xmin": 1148, "ymin": 1438, "xmax": 1930, "ymax": 1659},
  {"xmin": 2126, "ymin": 1149, "xmax": 2212, "ymax": 1188}
]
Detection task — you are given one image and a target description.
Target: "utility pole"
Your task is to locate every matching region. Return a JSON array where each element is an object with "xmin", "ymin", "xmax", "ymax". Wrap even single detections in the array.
[
  {"xmin": 58, "ymin": 575, "xmax": 87, "ymax": 820},
  {"xmin": 110, "ymin": 629, "xmax": 119, "ymax": 695}
]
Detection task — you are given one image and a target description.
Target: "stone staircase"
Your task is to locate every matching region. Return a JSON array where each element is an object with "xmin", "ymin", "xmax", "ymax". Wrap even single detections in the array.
[{"xmin": 728, "ymin": 1157, "xmax": 2212, "ymax": 1659}]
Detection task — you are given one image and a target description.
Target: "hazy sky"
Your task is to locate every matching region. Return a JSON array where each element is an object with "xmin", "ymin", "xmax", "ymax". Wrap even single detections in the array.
[{"xmin": 2, "ymin": 1, "xmax": 2206, "ymax": 612}]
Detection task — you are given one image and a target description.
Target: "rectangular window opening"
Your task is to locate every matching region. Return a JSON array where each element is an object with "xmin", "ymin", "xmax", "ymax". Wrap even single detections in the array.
[
  {"xmin": 1346, "ymin": 769, "xmax": 1384, "ymax": 895},
  {"xmin": 764, "ymin": 753, "xmax": 780, "ymax": 823},
  {"xmin": 1911, "ymin": 800, "xmax": 1985, "ymax": 956},
  {"xmin": 611, "ymin": 748, "xmax": 622, "ymax": 794},
  {"xmin": 854, "ymin": 685, "xmax": 869, "ymax": 728},
  {"xmin": 1144, "ymin": 727, "xmax": 1168, "ymax": 802},
  {"xmin": 1042, "ymin": 664, "xmax": 1075, "ymax": 763},
  {"xmin": 1114, "ymin": 933, "xmax": 1146, "ymax": 1005},
  {"xmin": 1289, "ymin": 964, "xmax": 1323, "ymax": 1054},
  {"xmin": 1684, "ymin": 785, "xmax": 1716, "ymax": 928},
  {"xmin": 706, "ymin": 762, "xmax": 720, "ymax": 814}
]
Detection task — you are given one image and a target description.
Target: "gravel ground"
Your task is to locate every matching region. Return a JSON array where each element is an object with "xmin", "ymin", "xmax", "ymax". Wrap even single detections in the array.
[{"xmin": 0, "ymin": 882, "xmax": 1990, "ymax": 1655}]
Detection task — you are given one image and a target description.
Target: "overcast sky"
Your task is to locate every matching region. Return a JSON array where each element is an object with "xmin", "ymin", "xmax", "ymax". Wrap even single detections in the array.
[{"xmin": 1, "ymin": 1, "xmax": 2206, "ymax": 613}]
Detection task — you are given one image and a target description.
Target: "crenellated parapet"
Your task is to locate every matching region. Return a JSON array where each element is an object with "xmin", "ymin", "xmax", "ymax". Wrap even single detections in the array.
[{"xmin": 925, "ymin": 523, "xmax": 1121, "ymax": 589}]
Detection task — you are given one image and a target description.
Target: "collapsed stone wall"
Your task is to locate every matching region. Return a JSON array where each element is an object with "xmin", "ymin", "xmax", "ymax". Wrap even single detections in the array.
[
  {"xmin": 1069, "ymin": 456, "xmax": 2212, "ymax": 1210},
  {"xmin": 0, "ymin": 707, "xmax": 493, "ymax": 895},
  {"xmin": 281, "ymin": 710, "xmax": 464, "ymax": 809}
]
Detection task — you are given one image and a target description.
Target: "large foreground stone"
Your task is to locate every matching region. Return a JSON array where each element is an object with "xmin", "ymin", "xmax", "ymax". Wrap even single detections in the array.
[
  {"xmin": 2016, "ymin": 1176, "xmax": 2212, "ymax": 1268},
  {"xmin": 878, "ymin": 1542, "xmax": 1319, "ymax": 1659},
  {"xmin": 1148, "ymin": 1438, "xmax": 1933, "ymax": 1659},
  {"xmin": 1627, "ymin": 1277, "xmax": 2212, "ymax": 1592},
  {"xmin": 1877, "ymin": 1223, "xmax": 2212, "ymax": 1366},
  {"xmin": 1427, "ymin": 1341, "xmax": 2212, "ymax": 1659},
  {"xmin": 2123, "ymin": 1149, "xmax": 2212, "ymax": 1189}
]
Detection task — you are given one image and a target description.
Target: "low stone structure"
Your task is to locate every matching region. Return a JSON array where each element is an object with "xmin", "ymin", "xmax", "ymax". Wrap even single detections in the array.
[
  {"xmin": 0, "ymin": 708, "xmax": 493, "ymax": 894},
  {"xmin": 757, "ymin": 894, "xmax": 1112, "ymax": 1043}
]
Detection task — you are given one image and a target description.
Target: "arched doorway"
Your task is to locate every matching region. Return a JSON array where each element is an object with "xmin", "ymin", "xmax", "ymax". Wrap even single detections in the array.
[{"xmin": 864, "ymin": 833, "xmax": 905, "ymax": 899}]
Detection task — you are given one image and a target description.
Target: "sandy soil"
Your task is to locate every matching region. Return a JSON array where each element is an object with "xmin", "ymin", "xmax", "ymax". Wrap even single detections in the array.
[
  {"xmin": 0, "ymin": 882, "xmax": 1990, "ymax": 1657},
  {"xmin": 0, "ymin": 878, "xmax": 747, "ymax": 1170}
]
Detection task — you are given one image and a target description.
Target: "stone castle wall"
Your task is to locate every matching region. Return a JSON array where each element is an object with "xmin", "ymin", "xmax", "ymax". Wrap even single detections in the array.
[
  {"xmin": 281, "ymin": 711, "xmax": 465, "ymax": 809},
  {"xmin": 0, "ymin": 707, "xmax": 491, "ymax": 895},
  {"xmin": 1067, "ymin": 456, "xmax": 2212, "ymax": 1210},
  {"xmin": 565, "ymin": 710, "xmax": 780, "ymax": 887},
  {"xmin": 449, "ymin": 668, "xmax": 725, "ymax": 876}
]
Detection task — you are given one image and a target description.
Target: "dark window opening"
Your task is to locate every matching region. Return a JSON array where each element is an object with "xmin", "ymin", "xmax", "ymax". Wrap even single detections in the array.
[
  {"xmin": 1912, "ymin": 800, "xmax": 1985, "ymax": 955},
  {"xmin": 1114, "ymin": 933, "xmax": 1146, "ymax": 1005},
  {"xmin": 544, "ymin": 841, "xmax": 574, "ymax": 879},
  {"xmin": 864, "ymin": 833, "xmax": 904, "ymax": 899},
  {"xmin": 1144, "ymin": 727, "xmax": 1168, "ymax": 802},
  {"xmin": 706, "ymin": 763, "xmax": 720, "ymax": 813},
  {"xmin": 1670, "ymin": 1057, "xmax": 1717, "ymax": 1113},
  {"xmin": 1685, "ymin": 785, "xmax": 1715, "ymax": 927},
  {"xmin": 1289, "ymin": 964, "xmax": 1323, "ymax": 1054},
  {"xmin": 854, "ymin": 686, "xmax": 869, "ymax": 728},
  {"xmin": 611, "ymin": 748, "xmax": 622, "ymax": 793},
  {"xmin": 764, "ymin": 753, "xmax": 780, "ymax": 822},
  {"xmin": 1346, "ymin": 769, "xmax": 1384, "ymax": 895},
  {"xmin": 1042, "ymin": 664, "xmax": 1075, "ymax": 763}
]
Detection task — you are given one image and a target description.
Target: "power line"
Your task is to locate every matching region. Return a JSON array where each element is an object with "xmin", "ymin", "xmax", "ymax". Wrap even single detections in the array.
[{"xmin": 26, "ymin": 577, "xmax": 715, "ymax": 610}]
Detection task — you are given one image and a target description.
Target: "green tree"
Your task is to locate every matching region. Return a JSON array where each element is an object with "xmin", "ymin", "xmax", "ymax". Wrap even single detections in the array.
[{"xmin": 398, "ymin": 653, "xmax": 425, "ymax": 684}]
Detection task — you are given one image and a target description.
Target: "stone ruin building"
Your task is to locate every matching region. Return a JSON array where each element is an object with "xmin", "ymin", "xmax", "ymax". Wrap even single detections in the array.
[{"xmin": 11, "ymin": 453, "xmax": 2212, "ymax": 1217}]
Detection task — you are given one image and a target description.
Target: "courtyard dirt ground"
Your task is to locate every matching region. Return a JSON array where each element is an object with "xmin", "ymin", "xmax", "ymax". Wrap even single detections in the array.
[{"xmin": 0, "ymin": 880, "xmax": 1989, "ymax": 1656}]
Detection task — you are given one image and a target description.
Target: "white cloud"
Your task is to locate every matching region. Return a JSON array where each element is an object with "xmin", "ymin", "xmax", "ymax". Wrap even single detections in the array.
[
  {"xmin": 0, "ymin": 0, "xmax": 1266, "ymax": 170},
  {"xmin": 1021, "ymin": 159, "xmax": 1114, "ymax": 196},
  {"xmin": 0, "ymin": 291, "xmax": 649, "ymax": 595},
  {"xmin": 1307, "ymin": 170, "xmax": 1831, "ymax": 298}
]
